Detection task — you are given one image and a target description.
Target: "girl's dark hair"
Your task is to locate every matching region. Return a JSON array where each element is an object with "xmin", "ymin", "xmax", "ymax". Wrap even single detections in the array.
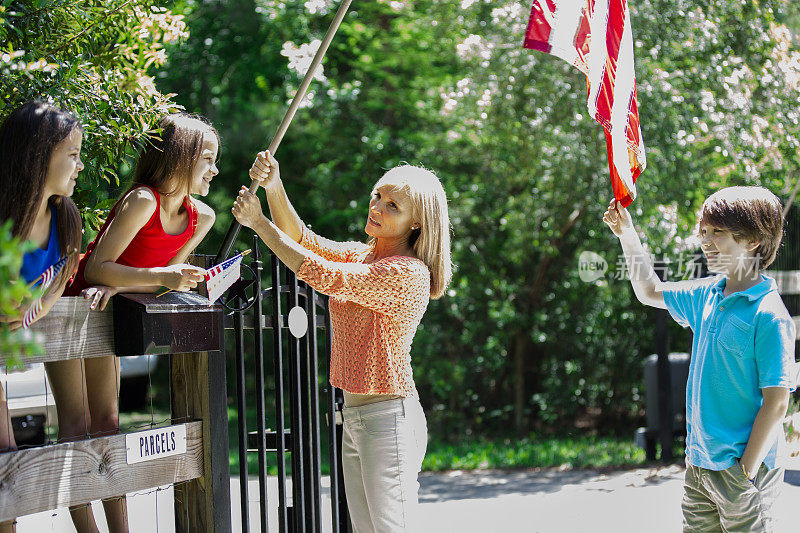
[
  {"xmin": 133, "ymin": 113, "xmax": 219, "ymax": 196},
  {"xmin": 0, "ymin": 101, "xmax": 82, "ymax": 288}
]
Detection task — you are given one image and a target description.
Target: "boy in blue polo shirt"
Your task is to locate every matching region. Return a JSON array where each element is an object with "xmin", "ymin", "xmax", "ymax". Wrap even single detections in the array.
[{"xmin": 603, "ymin": 186, "xmax": 796, "ymax": 532}]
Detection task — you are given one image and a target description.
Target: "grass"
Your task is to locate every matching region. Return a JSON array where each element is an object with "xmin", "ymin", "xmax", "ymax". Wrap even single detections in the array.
[
  {"xmin": 784, "ymin": 395, "xmax": 800, "ymax": 458},
  {"xmin": 117, "ymin": 406, "xmax": 655, "ymax": 476},
  {"xmin": 120, "ymin": 400, "xmax": 800, "ymax": 476},
  {"xmin": 115, "ymin": 364, "xmax": 800, "ymax": 477},
  {"xmin": 119, "ymin": 408, "xmax": 173, "ymax": 432},
  {"xmin": 119, "ymin": 372, "xmax": 669, "ymax": 476},
  {"xmin": 226, "ymin": 431, "xmax": 654, "ymax": 476},
  {"xmin": 422, "ymin": 435, "xmax": 649, "ymax": 472}
]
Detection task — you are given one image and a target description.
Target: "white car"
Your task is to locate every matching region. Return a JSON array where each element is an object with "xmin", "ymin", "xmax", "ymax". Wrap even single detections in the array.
[
  {"xmin": 4, "ymin": 354, "xmax": 158, "ymax": 446},
  {"xmin": 5, "ymin": 362, "xmax": 55, "ymax": 445}
]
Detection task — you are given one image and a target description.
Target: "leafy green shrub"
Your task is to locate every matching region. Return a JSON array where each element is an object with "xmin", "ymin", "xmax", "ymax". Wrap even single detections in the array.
[
  {"xmin": 0, "ymin": 0, "xmax": 187, "ymax": 237},
  {"xmin": 0, "ymin": 220, "xmax": 42, "ymax": 368}
]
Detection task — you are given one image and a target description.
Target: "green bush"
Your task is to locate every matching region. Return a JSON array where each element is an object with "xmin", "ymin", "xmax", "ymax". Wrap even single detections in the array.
[
  {"xmin": 0, "ymin": 220, "xmax": 42, "ymax": 368},
  {"xmin": 0, "ymin": 0, "xmax": 187, "ymax": 238}
]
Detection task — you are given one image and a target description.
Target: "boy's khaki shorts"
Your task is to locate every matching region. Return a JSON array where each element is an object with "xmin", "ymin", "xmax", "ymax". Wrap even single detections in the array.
[{"xmin": 682, "ymin": 461, "xmax": 784, "ymax": 532}]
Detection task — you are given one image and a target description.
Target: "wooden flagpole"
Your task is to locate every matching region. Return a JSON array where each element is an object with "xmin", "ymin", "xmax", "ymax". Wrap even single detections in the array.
[
  {"xmin": 783, "ymin": 173, "xmax": 800, "ymax": 219},
  {"xmin": 215, "ymin": 0, "xmax": 355, "ymax": 263}
]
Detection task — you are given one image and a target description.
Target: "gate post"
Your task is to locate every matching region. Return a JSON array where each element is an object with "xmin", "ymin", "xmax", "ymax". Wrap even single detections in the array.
[
  {"xmin": 171, "ymin": 343, "xmax": 231, "ymax": 532},
  {"xmin": 167, "ymin": 263, "xmax": 232, "ymax": 532},
  {"xmin": 112, "ymin": 287, "xmax": 232, "ymax": 531},
  {"xmin": 654, "ymin": 259, "xmax": 673, "ymax": 462}
]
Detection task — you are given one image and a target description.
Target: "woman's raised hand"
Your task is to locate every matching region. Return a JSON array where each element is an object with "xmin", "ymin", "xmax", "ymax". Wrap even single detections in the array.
[
  {"xmin": 602, "ymin": 199, "xmax": 634, "ymax": 237},
  {"xmin": 249, "ymin": 150, "xmax": 280, "ymax": 189},
  {"xmin": 158, "ymin": 264, "xmax": 207, "ymax": 292},
  {"xmin": 232, "ymin": 186, "xmax": 266, "ymax": 229}
]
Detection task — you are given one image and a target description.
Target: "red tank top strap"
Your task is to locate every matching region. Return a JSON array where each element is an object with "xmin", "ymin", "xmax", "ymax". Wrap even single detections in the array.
[{"xmin": 184, "ymin": 196, "xmax": 198, "ymax": 234}]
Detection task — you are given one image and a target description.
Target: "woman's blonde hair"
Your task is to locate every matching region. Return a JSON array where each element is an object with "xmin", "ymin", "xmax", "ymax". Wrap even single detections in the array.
[{"xmin": 372, "ymin": 164, "xmax": 452, "ymax": 299}]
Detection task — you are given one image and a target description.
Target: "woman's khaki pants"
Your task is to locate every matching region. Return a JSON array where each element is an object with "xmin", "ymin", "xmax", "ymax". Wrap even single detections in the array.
[{"xmin": 341, "ymin": 397, "xmax": 428, "ymax": 533}]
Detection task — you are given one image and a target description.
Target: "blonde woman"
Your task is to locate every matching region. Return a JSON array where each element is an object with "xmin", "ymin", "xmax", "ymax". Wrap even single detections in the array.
[{"xmin": 232, "ymin": 151, "xmax": 452, "ymax": 532}]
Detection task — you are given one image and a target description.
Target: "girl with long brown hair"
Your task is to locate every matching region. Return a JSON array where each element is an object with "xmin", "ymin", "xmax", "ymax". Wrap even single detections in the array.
[
  {"xmin": 0, "ymin": 100, "xmax": 83, "ymax": 533},
  {"xmin": 54, "ymin": 113, "xmax": 219, "ymax": 533}
]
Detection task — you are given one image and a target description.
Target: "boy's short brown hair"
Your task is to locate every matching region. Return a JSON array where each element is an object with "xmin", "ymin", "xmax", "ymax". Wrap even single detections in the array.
[{"xmin": 698, "ymin": 186, "xmax": 784, "ymax": 269}]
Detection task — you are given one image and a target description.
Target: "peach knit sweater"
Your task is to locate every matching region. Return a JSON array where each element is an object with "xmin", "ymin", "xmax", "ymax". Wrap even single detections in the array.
[{"xmin": 296, "ymin": 226, "xmax": 430, "ymax": 397}]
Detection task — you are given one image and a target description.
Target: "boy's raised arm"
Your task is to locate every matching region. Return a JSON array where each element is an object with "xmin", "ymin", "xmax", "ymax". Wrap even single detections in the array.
[{"xmin": 603, "ymin": 199, "xmax": 667, "ymax": 309}]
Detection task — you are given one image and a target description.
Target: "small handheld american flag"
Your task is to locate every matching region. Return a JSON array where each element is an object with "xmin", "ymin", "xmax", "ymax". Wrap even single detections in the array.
[
  {"xmin": 22, "ymin": 253, "xmax": 70, "ymax": 329},
  {"xmin": 205, "ymin": 250, "xmax": 250, "ymax": 304},
  {"xmin": 154, "ymin": 250, "xmax": 251, "ymax": 300}
]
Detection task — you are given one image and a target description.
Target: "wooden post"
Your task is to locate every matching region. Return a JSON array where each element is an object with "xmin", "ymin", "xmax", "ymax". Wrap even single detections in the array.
[
  {"xmin": 171, "ymin": 308, "xmax": 231, "ymax": 531},
  {"xmin": 0, "ymin": 290, "xmax": 232, "ymax": 527}
]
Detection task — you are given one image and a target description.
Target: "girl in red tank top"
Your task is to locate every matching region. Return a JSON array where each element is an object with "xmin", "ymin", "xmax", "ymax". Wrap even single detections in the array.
[
  {"xmin": 66, "ymin": 183, "xmax": 202, "ymax": 294},
  {"xmin": 66, "ymin": 114, "xmax": 219, "ymax": 297},
  {"xmin": 54, "ymin": 114, "xmax": 219, "ymax": 533}
]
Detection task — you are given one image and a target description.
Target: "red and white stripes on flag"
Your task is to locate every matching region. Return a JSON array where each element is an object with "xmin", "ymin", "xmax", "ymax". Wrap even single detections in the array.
[
  {"xmin": 205, "ymin": 252, "xmax": 244, "ymax": 304},
  {"xmin": 22, "ymin": 254, "xmax": 69, "ymax": 329},
  {"xmin": 523, "ymin": 0, "xmax": 646, "ymax": 207},
  {"xmin": 204, "ymin": 254, "xmax": 241, "ymax": 281}
]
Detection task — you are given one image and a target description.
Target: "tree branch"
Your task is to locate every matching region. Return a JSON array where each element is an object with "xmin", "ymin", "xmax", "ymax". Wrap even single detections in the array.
[
  {"xmin": 528, "ymin": 201, "xmax": 588, "ymax": 308},
  {"xmin": 48, "ymin": 0, "xmax": 136, "ymax": 57}
]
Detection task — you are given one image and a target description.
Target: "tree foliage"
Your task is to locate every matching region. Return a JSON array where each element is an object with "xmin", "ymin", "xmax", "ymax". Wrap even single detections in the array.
[
  {"xmin": 0, "ymin": 0, "xmax": 189, "ymax": 359},
  {"xmin": 158, "ymin": 0, "xmax": 799, "ymax": 438},
  {"xmin": 420, "ymin": 0, "xmax": 800, "ymax": 436},
  {"xmin": 155, "ymin": 0, "xmax": 800, "ymax": 437},
  {"xmin": 2, "ymin": 0, "xmax": 798, "ymax": 438},
  {"xmin": 0, "ymin": 0, "xmax": 187, "ymax": 236}
]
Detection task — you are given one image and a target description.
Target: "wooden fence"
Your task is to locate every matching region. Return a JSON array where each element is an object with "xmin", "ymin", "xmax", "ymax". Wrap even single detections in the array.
[{"xmin": 0, "ymin": 295, "xmax": 231, "ymax": 531}]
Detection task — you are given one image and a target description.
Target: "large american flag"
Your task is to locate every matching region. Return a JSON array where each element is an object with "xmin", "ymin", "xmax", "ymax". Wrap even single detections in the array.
[
  {"xmin": 524, "ymin": 0, "xmax": 646, "ymax": 207},
  {"xmin": 22, "ymin": 254, "xmax": 69, "ymax": 329}
]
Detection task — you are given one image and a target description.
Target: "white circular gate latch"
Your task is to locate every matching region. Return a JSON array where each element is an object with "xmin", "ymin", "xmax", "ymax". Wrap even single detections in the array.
[{"xmin": 288, "ymin": 306, "xmax": 308, "ymax": 338}]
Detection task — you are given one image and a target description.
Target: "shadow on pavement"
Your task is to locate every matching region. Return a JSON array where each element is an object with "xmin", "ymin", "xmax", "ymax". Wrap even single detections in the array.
[{"xmin": 419, "ymin": 467, "xmax": 685, "ymax": 503}]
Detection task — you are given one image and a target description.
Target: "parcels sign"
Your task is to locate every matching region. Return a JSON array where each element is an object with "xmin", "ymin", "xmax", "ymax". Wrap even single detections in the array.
[{"xmin": 125, "ymin": 424, "xmax": 187, "ymax": 464}]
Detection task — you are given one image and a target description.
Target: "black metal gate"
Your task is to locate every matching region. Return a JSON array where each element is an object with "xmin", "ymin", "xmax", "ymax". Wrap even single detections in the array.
[{"xmin": 222, "ymin": 235, "xmax": 348, "ymax": 532}]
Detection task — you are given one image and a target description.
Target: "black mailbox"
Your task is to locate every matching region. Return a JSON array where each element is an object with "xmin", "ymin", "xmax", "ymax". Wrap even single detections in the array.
[{"xmin": 113, "ymin": 292, "xmax": 224, "ymax": 356}]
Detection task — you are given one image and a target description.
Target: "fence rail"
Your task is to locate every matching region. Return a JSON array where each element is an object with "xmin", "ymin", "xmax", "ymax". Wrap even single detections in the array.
[
  {"xmin": 0, "ymin": 421, "xmax": 203, "ymax": 522},
  {"xmin": 0, "ymin": 244, "xmax": 348, "ymax": 531},
  {"xmin": 1, "ymin": 297, "xmax": 114, "ymax": 365},
  {"xmin": 0, "ymin": 296, "xmax": 231, "ymax": 531},
  {"xmin": 771, "ymin": 270, "xmax": 800, "ymax": 296}
]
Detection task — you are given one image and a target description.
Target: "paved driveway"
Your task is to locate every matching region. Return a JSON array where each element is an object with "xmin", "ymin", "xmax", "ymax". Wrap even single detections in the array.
[
  {"xmin": 16, "ymin": 465, "xmax": 800, "ymax": 532},
  {"xmin": 418, "ymin": 466, "xmax": 800, "ymax": 532}
]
